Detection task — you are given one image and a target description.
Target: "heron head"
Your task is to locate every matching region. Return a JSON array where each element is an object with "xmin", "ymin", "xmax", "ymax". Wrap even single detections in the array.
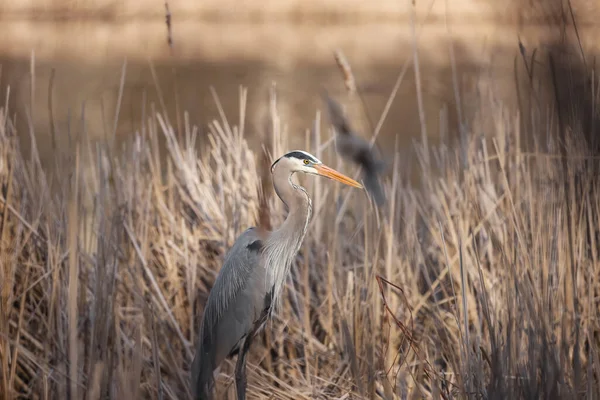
[{"xmin": 270, "ymin": 150, "xmax": 363, "ymax": 188}]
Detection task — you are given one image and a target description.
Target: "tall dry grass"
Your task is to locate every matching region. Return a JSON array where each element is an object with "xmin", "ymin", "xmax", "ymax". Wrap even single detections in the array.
[{"xmin": 1, "ymin": 61, "xmax": 600, "ymax": 400}]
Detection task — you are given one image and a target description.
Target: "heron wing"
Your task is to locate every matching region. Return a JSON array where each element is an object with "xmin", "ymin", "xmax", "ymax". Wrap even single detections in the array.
[{"xmin": 191, "ymin": 227, "xmax": 270, "ymax": 398}]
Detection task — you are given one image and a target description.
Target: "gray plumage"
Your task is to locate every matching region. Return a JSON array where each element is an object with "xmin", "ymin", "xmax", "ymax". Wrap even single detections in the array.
[
  {"xmin": 191, "ymin": 228, "xmax": 269, "ymax": 399},
  {"xmin": 321, "ymin": 91, "xmax": 387, "ymax": 207},
  {"xmin": 190, "ymin": 150, "xmax": 362, "ymax": 400}
]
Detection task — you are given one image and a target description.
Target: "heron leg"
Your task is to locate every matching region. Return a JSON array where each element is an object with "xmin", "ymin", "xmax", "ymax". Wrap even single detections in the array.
[{"xmin": 235, "ymin": 333, "xmax": 255, "ymax": 400}]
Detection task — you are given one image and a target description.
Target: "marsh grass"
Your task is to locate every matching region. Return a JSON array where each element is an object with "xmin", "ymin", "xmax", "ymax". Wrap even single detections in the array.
[{"xmin": 1, "ymin": 54, "xmax": 600, "ymax": 400}]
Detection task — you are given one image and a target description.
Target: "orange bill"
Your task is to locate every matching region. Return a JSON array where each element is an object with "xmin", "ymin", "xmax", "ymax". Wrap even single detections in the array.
[{"xmin": 313, "ymin": 164, "xmax": 363, "ymax": 189}]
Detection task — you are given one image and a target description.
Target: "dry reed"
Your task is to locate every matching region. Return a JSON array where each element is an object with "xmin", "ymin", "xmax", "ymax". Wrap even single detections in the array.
[{"xmin": 0, "ymin": 64, "xmax": 599, "ymax": 400}]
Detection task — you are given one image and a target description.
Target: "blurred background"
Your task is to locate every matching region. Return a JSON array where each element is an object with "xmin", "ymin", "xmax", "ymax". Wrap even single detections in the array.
[
  {"xmin": 2, "ymin": 2, "xmax": 600, "ymax": 399},
  {"xmin": 0, "ymin": 0, "xmax": 598, "ymax": 168}
]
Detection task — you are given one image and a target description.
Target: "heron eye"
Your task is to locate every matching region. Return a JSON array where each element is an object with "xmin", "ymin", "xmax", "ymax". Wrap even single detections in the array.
[{"xmin": 303, "ymin": 159, "xmax": 310, "ymax": 165}]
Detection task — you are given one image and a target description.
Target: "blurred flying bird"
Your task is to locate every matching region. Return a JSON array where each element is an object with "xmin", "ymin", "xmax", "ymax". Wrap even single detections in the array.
[
  {"xmin": 190, "ymin": 150, "xmax": 363, "ymax": 400},
  {"xmin": 321, "ymin": 91, "xmax": 387, "ymax": 207}
]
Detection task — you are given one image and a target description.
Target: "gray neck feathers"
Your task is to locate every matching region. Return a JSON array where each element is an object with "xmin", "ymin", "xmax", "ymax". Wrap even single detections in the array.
[{"xmin": 264, "ymin": 171, "xmax": 312, "ymax": 312}]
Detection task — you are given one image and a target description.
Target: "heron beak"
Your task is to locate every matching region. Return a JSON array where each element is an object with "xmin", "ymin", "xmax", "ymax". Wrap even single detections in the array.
[{"xmin": 313, "ymin": 164, "xmax": 363, "ymax": 189}]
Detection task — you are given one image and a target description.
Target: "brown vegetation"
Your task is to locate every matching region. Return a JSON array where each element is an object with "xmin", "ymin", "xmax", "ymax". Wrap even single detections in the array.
[{"xmin": 1, "ymin": 41, "xmax": 600, "ymax": 400}]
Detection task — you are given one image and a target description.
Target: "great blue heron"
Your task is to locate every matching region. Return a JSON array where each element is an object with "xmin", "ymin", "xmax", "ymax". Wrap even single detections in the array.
[
  {"xmin": 321, "ymin": 91, "xmax": 387, "ymax": 207},
  {"xmin": 191, "ymin": 150, "xmax": 363, "ymax": 399}
]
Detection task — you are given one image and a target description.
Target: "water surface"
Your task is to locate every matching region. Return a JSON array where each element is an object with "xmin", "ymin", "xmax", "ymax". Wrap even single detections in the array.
[{"xmin": 1, "ymin": 20, "xmax": 595, "ymax": 170}]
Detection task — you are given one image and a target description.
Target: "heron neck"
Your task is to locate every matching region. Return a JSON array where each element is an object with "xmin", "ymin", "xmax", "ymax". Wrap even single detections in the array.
[
  {"xmin": 275, "ymin": 176, "xmax": 312, "ymax": 247},
  {"xmin": 265, "ymin": 169, "xmax": 312, "ymax": 311}
]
